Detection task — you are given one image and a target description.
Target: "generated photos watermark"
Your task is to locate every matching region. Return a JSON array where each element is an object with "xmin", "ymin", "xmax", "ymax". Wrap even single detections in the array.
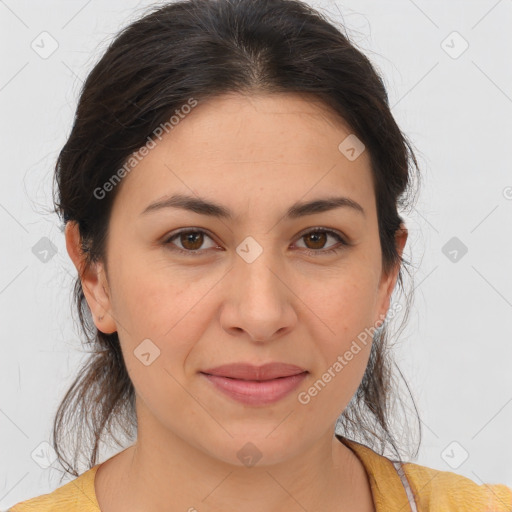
[{"xmin": 297, "ymin": 301, "xmax": 402, "ymax": 405}]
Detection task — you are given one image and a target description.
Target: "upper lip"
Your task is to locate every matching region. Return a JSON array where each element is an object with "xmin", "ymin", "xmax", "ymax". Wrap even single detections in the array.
[{"xmin": 201, "ymin": 363, "xmax": 307, "ymax": 381}]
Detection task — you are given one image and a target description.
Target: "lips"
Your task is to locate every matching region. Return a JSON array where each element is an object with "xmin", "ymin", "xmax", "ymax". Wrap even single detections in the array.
[{"xmin": 200, "ymin": 362, "xmax": 307, "ymax": 381}]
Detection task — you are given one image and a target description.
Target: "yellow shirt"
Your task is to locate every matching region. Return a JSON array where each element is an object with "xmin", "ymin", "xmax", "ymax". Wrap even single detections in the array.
[{"xmin": 8, "ymin": 435, "xmax": 512, "ymax": 511}]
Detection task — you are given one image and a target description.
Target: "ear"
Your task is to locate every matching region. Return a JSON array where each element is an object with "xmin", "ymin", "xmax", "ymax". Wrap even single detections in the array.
[
  {"xmin": 374, "ymin": 223, "xmax": 408, "ymax": 325},
  {"xmin": 65, "ymin": 221, "xmax": 117, "ymax": 334}
]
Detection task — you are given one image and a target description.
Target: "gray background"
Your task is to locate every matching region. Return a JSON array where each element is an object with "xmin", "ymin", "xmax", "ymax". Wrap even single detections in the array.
[{"xmin": 1, "ymin": 0, "xmax": 511, "ymax": 508}]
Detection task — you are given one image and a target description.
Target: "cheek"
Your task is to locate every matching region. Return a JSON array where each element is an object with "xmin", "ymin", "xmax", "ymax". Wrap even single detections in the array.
[
  {"xmin": 301, "ymin": 261, "xmax": 380, "ymax": 342},
  {"xmin": 296, "ymin": 278, "xmax": 376, "ymax": 420},
  {"xmin": 111, "ymin": 266, "xmax": 206, "ymax": 419},
  {"xmin": 299, "ymin": 263, "xmax": 379, "ymax": 394},
  {"xmin": 109, "ymin": 255, "xmax": 221, "ymax": 386},
  {"xmin": 109, "ymin": 248, "xmax": 208, "ymax": 335}
]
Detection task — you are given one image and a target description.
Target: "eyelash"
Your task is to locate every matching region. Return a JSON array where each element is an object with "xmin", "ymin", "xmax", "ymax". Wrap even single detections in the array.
[{"xmin": 163, "ymin": 227, "xmax": 349, "ymax": 257}]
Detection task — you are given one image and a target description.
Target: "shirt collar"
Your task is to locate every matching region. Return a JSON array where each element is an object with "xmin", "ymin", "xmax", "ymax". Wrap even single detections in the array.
[{"xmin": 336, "ymin": 434, "xmax": 416, "ymax": 511}]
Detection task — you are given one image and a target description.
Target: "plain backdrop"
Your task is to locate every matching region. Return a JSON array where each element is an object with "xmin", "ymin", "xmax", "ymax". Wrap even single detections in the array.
[{"xmin": 1, "ymin": 0, "xmax": 511, "ymax": 508}]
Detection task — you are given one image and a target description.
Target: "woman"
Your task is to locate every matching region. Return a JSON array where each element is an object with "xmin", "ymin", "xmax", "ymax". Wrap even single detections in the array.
[{"xmin": 9, "ymin": 0, "xmax": 512, "ymax": 510}]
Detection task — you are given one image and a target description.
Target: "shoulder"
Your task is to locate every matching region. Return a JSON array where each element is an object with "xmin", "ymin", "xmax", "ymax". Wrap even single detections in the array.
[
  {"xmin": 8, "ymin": 466, "xmax": 100, "ymax": 512},
  {"xmin": 402, "ymin": 461, "xmax": 512, "ymax": 511},
  {"xmin": 339, "ymin": 436, "xmax": 512, "ymax": 511}
]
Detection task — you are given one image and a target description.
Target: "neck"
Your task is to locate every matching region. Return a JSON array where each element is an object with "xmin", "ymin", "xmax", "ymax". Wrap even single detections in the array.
[{"xmin": 96, "ymin": 408, "xmax": 374, "ymax": 512}]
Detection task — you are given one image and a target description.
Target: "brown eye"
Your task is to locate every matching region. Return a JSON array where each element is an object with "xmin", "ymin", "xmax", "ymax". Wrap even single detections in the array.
[
  {"xmin": 303, "ymin": 231, "xmax": 328, "ymax": 250},
  {"xmin": 294, "ymin": 228, "xmax": 347, "ymax": 255},
  {"xmin": 179, "ymin": 231, "xmax": 204, "ymax": 250},
  {"xmin": 164, "ymin": 229, "xmax": 218, "ymax": 255}
]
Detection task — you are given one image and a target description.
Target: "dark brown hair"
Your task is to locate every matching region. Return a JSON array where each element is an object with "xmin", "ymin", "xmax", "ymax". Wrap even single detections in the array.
[{"xmin": 52, "ymin": 0, "xmax": 422, "ymax": 478}]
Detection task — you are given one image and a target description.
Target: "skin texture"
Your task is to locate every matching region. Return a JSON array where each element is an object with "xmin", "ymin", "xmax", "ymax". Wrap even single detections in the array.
[{"xmin": 66, "ymin": 92, "xmax": 407, "ymax": 512}]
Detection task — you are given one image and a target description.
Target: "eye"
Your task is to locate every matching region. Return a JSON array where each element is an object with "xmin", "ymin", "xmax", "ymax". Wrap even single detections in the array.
[
  {"xmin": 163, "ymin": 227, "xmax": 349, "ymax": 257},
  {"xmin": 164, "ymin": 229, "xmax": 219, "ymax": 256},
  {"xmin": 292, "ymin": 227, "xmax": 349, "ymax": 256}
]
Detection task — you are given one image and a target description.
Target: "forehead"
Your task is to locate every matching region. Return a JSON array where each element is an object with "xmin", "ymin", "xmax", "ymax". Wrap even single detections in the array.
[
  {"xmin": 110, "ymin": 92, "xmax": 375, "ymax": 222},
  {"xmin": 172, "ymin": 92, "xmax": 357, "ymax": 157}
]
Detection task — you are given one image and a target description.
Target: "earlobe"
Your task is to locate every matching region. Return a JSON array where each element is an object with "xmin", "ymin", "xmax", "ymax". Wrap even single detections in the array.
[{"xmin": 64, "ymin": 221, "xmax": 117, "ymax": 334}]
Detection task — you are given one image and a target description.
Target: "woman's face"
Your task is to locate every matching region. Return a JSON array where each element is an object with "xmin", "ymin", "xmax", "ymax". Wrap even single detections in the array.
[{"xmin": 69, "ymin": 92, "xmax": 406, "ymax": 466}]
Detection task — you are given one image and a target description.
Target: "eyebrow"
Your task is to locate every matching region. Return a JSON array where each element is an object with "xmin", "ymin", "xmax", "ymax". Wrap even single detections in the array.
[{"xmin": 140, "ymin": 193, "xmax": 365, "ymax": 219}]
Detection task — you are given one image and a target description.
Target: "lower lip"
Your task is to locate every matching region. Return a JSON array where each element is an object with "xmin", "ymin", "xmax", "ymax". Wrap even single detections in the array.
[{"xmin": 201, "ymin": 372, "xmax": 308, "ymax": 406}]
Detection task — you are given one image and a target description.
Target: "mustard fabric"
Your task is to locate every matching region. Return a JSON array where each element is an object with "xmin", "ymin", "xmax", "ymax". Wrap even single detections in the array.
[{"xmin": 9, "ymin": 436, "xmax": 512, "ymax": 511}]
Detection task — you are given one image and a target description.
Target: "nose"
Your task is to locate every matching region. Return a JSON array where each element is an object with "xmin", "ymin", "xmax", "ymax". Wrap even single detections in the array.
[{"xmin": 220, "ymin": 248, "xmax": 297, "ymax": 343}]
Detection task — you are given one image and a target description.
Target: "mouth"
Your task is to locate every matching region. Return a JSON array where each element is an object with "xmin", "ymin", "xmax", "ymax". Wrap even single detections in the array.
[
  {"xmin": 201, "ymin": 373, "xmax": 304, "ymax": 380},
  {"xmin": 200, "ymin": 362, "xmax": 307, "ymax": 381},
  {"xmin": 200, "ymin": 370, "xmax": 308, "ymax": 406}
]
